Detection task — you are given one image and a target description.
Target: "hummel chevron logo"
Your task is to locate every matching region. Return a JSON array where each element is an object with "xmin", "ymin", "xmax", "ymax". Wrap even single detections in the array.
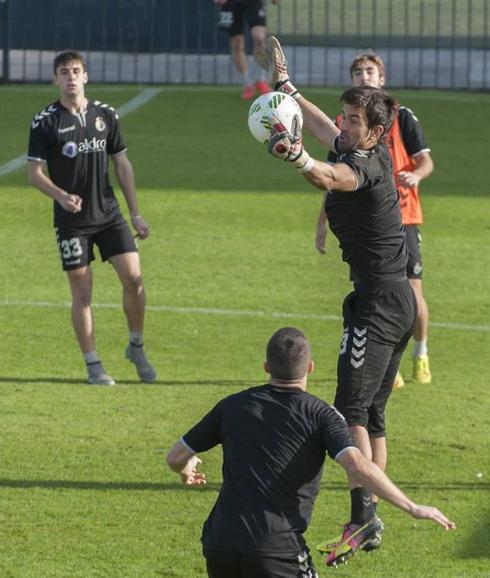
[
  {"xmin": 353, "ymin": 337, "xmax": 366, "ymax": 348},
  {"xmin": 31, "ymin": 105, "xmax": 58, "ymax": 129},
  {"xmin": 351, "ymin": 347, "xmax": 366, "ymax": 359},
  {"xmin": 350, "ymin": 358, "xmax": 365, "ymax": 369},
  {"xmin": 353, "ymin": 326, "xmax": 367, "ymax": 337}
]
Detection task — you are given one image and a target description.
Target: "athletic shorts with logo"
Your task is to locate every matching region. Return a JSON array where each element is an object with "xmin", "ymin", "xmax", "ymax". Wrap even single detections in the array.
[
  {"xmin": 55, "ymin": 215, "xmax": 137, "ymax": 271},
  {"xmin": 205, "ymin": 548, "xmax": 318, "ymax": 578},
  {"xmin": 405, "ymin": 224, "xmax": 423, "ymax": 279},
  {"xmin": 217, "ymin": 0, "xmax": 266, "ymax": 37},
  {"xmin": 334, "ymin": 280, "xmax": 417, "ymax": 437}
]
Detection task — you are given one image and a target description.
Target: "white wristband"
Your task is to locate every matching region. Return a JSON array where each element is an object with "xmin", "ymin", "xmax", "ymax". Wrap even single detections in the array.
[{"xmin": 297, "ymin": 157, "xmax": 315, "ymax": 173}]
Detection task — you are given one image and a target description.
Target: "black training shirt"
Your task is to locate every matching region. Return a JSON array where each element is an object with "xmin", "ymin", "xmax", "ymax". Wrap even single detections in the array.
[
  {"xmin": 181, "ymin": 384, "xmax": 354, "ymax": 557},
  {"xmin": 325, "ymin": 138, "xmax": 407, "ymax": 284},
  {"xmin": 28, "ymin": 100, "xmax": 126, "ymax": 226}
]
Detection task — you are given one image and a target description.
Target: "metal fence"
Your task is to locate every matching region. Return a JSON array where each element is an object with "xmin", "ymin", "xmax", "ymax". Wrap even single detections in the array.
[{"xmin": 1, "ymin": 0, "xmax": 489, "ymax": 89}]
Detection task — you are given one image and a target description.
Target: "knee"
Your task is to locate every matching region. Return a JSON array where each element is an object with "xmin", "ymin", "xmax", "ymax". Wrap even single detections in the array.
[
  {"xmin": 230, "ymin": 36, "xmax": 245, "ymax": 56},
  {"xmin": 70, "ymin": 282, "xmax": 92, "ymax": 308},
  {"xmin": 122, "ymin": 273, "xmax": 144, "ymax": 295}
]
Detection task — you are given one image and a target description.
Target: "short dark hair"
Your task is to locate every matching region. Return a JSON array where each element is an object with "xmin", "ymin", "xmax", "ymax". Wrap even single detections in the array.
[
  {"xmin": 53, "ymin": 50, "xmax": 87, "ymax": 74},
  {"xmin": 341, "ymin": 86, "xmax": 397, "ymax": 134},
  {"xmin": 266, "ymin": 327, "xmax": 311, "ymax": 380}
]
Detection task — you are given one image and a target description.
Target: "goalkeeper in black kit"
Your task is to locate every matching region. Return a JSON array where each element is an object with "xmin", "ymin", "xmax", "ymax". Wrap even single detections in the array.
[{"xmin": 257, "ymin": 37, "xmax": 452, "ymax": 566}]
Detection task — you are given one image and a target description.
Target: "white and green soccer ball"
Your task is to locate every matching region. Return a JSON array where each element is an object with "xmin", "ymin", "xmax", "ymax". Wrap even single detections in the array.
[{"xmin": 247, "ymin": 92, "xmax": 303, "ymax": 144}]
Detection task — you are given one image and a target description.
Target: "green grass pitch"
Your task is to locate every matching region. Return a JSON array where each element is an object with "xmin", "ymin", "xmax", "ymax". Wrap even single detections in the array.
[{"xmin": 0, "ymin": 84, "xmax": 489, "ymax": 577}]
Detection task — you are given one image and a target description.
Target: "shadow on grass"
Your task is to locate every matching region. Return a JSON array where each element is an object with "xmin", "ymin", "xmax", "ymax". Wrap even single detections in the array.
[
  {"xmin": 458, "ymin": 506, "xmax": 490, "ymax": 559},
  {"xmin": 0, "ymin": 478, "xmax": 487, "ymax": 493},
  {"xmin": 0, "ymin": 376, "xmax": 264, "ymax": 387}
]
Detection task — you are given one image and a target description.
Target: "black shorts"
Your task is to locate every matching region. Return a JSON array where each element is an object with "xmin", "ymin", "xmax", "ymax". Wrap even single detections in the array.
[
  {"xmin": 405, "ymin": 225, "xmax": 423, "ymax": 279},
  {"xmin": 205, "ymin": 549, "xmax": 318, "ymax": 578},
  {"xmin": 55, "ymin": 215, "xmax": 137, "ymax": 271},
  {"xmin": 218, "ymin": 0, "xmax": 266, "ymax": 37},
  {"xmin": 333, "ymin": 280, "xmax": 417, "ymax": 437}
]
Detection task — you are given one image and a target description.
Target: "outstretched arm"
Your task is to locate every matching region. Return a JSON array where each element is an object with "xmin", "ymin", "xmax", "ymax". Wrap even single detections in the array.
[
  {"xmin": 267, "ymin": 119, "xmax": 357, "ymax": 191},
  {"xmin": 167, "ymin": 440, "xmax": 207, "ymax": 486},
  {"xmin": 337, "ymin": 449, "xmax": 456, "ymax": 530},
  {"xmin": 263, "ymin": 35, "xmax": 340, "ymax": 149}
]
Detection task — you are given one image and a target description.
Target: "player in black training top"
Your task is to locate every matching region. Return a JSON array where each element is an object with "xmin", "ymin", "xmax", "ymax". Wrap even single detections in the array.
[
  {"xmin": 27, "ymin": 49, "xmax": 156, "ymax": 386},
  {"xmin": 167, "ymin": 328, "xmax": 455, "ymax": 577},
  {"xmin": 261, "ymin": 36, "xmax": 424, "ymax": 565}
]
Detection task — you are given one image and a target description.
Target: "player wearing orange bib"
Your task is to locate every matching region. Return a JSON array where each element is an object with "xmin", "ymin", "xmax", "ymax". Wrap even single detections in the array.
[{"xmin": 316, "ymin": 52, "xmax": 433, "ymax": 388}]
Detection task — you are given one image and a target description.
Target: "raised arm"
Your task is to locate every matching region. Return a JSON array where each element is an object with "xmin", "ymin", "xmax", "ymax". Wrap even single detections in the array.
[
  {"xmin": 264, "ymin": 35, "xmax": 340, "ymax": 149},
  {"xmin": 267, "ymin": 119, "xmax": 357, "ymax": 192}
]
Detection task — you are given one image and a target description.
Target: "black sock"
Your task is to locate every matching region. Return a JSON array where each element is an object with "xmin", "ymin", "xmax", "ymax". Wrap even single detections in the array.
[{"xmin": 350, "ymin": 488, "xmax": 375, "ymax": 525}]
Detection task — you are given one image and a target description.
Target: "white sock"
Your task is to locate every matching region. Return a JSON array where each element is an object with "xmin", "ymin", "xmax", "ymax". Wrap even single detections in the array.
[
  {"xmin": 130, "ymin": 332, "xmax": 143, "ymax": 346},
  {"xmin": 84, "ymin": 351, "xmax": 99, "ymax": 365},
  {"xmin": 413, "ymin": 340, "xmax": 428, "ymax": 358}
]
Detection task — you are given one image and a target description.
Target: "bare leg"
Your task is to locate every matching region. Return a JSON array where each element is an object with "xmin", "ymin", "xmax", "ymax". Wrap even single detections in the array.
[
  {"xmin": 110, "ymin": 252, "xmax": 145, "ymax": 333},
  {"xmin": 110, "ymin": 252, "xmax": 156, "ymax": 382},
  {"xmin": 67, "ymin": 266, "xmax": 95, "ymax": 353},
  {"xmin": 370, "ymin": 435, "xmax": 387, "ymax": 471},
  {"xmin": 230, "ymin": 34, "xmax": 248, "ymax": 79},
  {"xmin": 370, "ymin": 435, "xmax": 387, "ymax": 505},
  {"xmin": 250, "ymin": 25, "xmax": 267, "ymax": 66},
  {"xmin": 409, "ymin": 278, "xmax": 429, "ymax": 342}
]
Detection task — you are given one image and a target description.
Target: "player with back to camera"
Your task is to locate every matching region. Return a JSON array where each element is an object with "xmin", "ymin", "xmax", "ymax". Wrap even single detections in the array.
[
  {"xmin": 214, "ymin": 0, "xmax": 280, "ymax": 100},
  {"xmin": 315, "ymin": 52, "xmax": 433, "ymax": 389},
  {"xmin": 259, "ymin": 37, "xmax": 429, "ymax": 565},
  {"xmin": 27, "ymin": 49, "xmax": 156, "ymax": 386},
  {"xmin": 167, "ymin": 327, "xmax": 455, "ymax": 576}
]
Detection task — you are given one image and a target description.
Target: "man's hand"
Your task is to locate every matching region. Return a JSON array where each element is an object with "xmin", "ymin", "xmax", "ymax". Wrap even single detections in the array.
[
  {"xmin": 409, "ymin": 504, "xmax": 456, "ymax": 531},
  {"xmin": 397, "ymin": 171, "xmax": 421, "ymax": 188},
  {"xmin": 59, "ymin": 193, "xmax": 82, "ymax": 214},
  {"xmin": 268, "ymin": 115, "xmax": 312, "ymax": 171},
  {"xmin": 266, "ymin": 36, "xmax": 300, "ymax": 99},
  {"xmin": 131, "ymin": 214, "xmax": 150, "ymax": 240},
  {"xmin": 180, "ymin": 456, "xmax": 207, "ymax": 486},
  {"xmin": 268, "ymin": 116, "xmax": 302, "ymax": 162}
]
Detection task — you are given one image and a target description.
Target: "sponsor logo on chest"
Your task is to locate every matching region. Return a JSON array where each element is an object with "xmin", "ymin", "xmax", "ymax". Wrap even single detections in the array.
[{"xmin": 62, "ymin": 136, "xmax": 107, "ymax": 158}]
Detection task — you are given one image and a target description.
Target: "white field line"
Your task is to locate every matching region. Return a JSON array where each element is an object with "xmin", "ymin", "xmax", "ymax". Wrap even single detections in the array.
[
  {"xmin": 0, "ymin": 87, "xmax": 161, "ymax": 177},
  {"xmin": 1, "ymin": 299, "xmax": 488, "ymax": 333}
]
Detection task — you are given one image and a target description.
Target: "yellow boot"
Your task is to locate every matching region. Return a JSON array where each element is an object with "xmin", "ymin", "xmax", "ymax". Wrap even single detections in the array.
[{"xmin": 413, "ymin": 355, "xmax": 432, "ymax": 384}]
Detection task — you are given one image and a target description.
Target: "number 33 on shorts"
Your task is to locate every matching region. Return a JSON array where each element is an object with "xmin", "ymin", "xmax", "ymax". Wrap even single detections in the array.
[{"xmin": 59, "ymin": 237, "xmax": 83, "ymax": 259}]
